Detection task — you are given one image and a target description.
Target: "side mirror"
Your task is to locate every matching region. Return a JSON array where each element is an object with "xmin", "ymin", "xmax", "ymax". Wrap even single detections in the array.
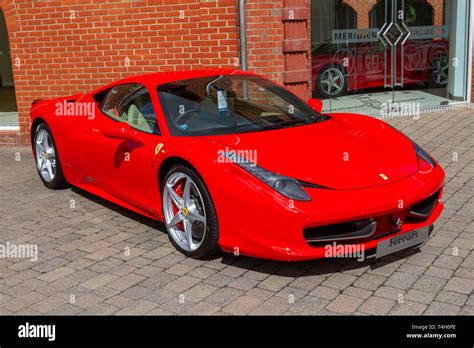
[
  {"xmin": 103, "ymin": 123, "xmax": 145, "ymax": 145},
  {"xmin": 307, "ymin": 98, "xmax": 323, "ymax": 113}
]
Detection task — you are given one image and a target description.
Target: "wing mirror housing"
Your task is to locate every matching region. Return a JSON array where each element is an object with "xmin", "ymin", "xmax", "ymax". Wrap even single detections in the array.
[
  {"xmin": 307, "ymin": 98, "xmax": 323, "ymax": 113},
  {"xmin": 103, "ymin": 123, "xmax": 145, "ymax": 145}
]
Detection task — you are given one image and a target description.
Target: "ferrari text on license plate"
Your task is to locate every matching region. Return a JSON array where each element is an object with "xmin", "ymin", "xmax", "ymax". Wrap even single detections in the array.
[{"xmin": 376, "ymin": 226, "xmax": 430, "ymax": 258}]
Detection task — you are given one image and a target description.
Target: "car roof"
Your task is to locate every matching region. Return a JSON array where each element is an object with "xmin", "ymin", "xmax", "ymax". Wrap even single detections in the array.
[
  {"xmin": 136, "ymin": 68, "xmax": 256, "ymax": 84},
  {"xmin": 93, "ymin": 68, "xmax": 259, "ymax": 94}
]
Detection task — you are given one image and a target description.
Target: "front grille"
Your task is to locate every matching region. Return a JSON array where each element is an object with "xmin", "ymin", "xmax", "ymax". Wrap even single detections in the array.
[
  {"xmin": 304, "ymin": 190, "xmax": 441, "ymax": 247},
  {"xmin": 303, "ymin": 218, "xmax": 377, "ymax": 243}
]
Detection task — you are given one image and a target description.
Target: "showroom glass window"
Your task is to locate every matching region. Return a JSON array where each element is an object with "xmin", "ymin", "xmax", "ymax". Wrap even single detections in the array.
[{"xmin": 311, "ymin": 0, "xmax": 471, "ymax": 116}]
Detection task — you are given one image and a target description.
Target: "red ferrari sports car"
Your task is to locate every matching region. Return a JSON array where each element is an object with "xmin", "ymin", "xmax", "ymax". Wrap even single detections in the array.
[{"xmin": 30, "ymin": 69, "xmax": 444, "ymax": 261}]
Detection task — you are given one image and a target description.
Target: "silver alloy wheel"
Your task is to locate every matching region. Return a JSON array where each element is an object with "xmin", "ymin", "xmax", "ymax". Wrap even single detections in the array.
[
  {"xmin": 320, "ymin": 67, "xmax": 345, "ymax": 96},
  {"xmin": 163, "ymin": 172, "xmax": 207, "ymax": 252},
  {"xmin": 35, "ymin": 129, "xmax": 56, "ymax": 182}
]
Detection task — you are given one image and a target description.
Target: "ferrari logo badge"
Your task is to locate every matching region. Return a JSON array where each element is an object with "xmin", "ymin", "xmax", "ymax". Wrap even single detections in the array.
[
  {"xmin": 390, "ymin": 216, "xmax": 403, "ymax": 230},
  {"xmin": 379, "ymin": 173, "xmax": 389, "ymax": 180},
  {"xmin": 182, "ymin": 207, "xmax": 189, "ymax": 216},
  {"xmin": 155, "ymin": 143, "xmax": 164, "ymax": 156}
]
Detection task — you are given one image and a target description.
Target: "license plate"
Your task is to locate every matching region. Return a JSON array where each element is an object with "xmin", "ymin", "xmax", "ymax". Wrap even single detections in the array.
[{"xmin": 376, "ymin": 226, "xmax": 430, "ymax": 258}]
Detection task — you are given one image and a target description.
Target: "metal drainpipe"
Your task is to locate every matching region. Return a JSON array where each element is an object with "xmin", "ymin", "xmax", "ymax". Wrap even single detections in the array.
[
  {"xmin": 238, "ymin": 0, "xmax": 248, "ymax": 71},
  {"xmin": 238, "ymin": 0, "xmax": 249, "ymax": 99}
]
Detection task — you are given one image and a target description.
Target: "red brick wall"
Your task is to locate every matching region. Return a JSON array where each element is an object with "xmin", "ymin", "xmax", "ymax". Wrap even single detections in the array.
[
  {"xmin": 198, "ymin": 0, "xmax": 240, "ymax": 67},
  {"xmin": 245, "ymin": 0, "xmax": 285, "ymax": 84},
  {"xmin": 1, "ymin": 0, "xmax": 311, "ymax": 145},
  {"xmin": 0, "ymin": 1, "xmax": 472, "ymax": 145},
  {"xmin": 245, "ymin": 0, "xmax": 312, "ymax": 100},
  {"xmin": 0, "ymin": 0, "xmax": 240, "ymax": 145}
]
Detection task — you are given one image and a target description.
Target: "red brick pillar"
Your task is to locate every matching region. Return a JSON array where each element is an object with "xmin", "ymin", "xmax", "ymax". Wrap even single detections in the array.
[
  {"xmin": 281, "ymin": 0, "xmax": 311, "ymax": 100},
  {"xmin": 427, "ymin": 0, "xmax": 445, "ymax": 26},
  {"xmin": 245, "ymin": 0, "xmax": 310, "ymax": 100},
  {"xmin": 342, "ymin": 0, "xmax": 377, "ymax": 29}
]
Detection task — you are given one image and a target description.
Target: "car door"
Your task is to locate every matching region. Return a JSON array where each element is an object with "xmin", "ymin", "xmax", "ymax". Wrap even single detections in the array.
[{"xmin": 81, "ymin": 83, "xmax": 164, "ymax": 218}]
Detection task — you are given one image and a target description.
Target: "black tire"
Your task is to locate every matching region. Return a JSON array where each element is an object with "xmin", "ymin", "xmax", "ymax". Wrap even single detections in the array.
[
  {"xmin": 316, "ymin": 64, "xmax": 348, "ymax": 98},
  {"xmin": 428, "ymin": 62, "xmax": 449, "ymax": 88},
  {"xmin": 162, "ymin": 165, "xmax": 220, "ymax": 259},
  {"xmin": 33, "ymin": 123, "xmax": 68, "ymax": 189},
  {"xmin": 428, "ymin": 50, "xmax": 449, "ymax": 88}
]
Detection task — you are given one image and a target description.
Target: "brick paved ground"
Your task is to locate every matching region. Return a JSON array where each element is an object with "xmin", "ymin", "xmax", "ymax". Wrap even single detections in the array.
[{"xmin": 0, "ymin": 107, "xmax": 473, "ymax": 315}]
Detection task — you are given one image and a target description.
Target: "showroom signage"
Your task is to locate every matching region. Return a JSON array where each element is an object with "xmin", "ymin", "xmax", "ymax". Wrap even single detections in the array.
[{"xmin": 332, "ymin": 26, "xmax": 449, "ymax": 44}]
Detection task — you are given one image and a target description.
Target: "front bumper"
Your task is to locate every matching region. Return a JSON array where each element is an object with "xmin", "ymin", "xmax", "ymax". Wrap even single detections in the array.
[{"xmin": 209, "ymin": 162, "xmax": 444, "ymax": 261}]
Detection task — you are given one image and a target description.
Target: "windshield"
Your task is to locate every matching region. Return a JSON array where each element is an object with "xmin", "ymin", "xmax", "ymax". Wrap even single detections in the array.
[{"xmin": 157, "ymin": 75, "xmax": 327, "ymax": 136}]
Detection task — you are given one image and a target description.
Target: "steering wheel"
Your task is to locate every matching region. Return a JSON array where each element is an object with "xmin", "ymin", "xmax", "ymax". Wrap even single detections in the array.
[{"xmin": 175, "ymin": 109, "xmax": 217, "ymax": 128}]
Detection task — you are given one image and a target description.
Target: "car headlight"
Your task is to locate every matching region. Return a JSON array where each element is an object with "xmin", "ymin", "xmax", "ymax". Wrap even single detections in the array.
[
  {"xmin": 223, "ymin": 152, "xmax": 311, "ymax": 201},
  {"xmin": 413, "ymin": 142, "xmax": 436, "ymax": 168}
]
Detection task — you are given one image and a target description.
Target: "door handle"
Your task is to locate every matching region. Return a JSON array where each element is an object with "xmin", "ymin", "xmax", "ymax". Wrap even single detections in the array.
[
  {"xmin": 380, "ymin": 0, "xmax": 397, "ymax": 88},
  {"xmin": 381, "ymin": 0, "xmax": 411, "ymax": 88}
]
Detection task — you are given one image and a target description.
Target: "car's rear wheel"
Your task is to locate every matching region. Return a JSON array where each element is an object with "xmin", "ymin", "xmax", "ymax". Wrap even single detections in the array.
[
  {"xmin": 317, "ymin": 64, "xmax": 347, "ymax": 98},
  {"xmin": 33, "ymin": 123, "xmax": 67, "ymax": 189},
  {"xmin": 162, "ymin": 165, "xmax": 219, "ymax": 259}
]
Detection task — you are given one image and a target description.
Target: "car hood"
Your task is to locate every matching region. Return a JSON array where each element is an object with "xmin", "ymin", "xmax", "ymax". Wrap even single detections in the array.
[{"xmin": 202, "ymin": 113, "xmax": 419, "ymax": 191}]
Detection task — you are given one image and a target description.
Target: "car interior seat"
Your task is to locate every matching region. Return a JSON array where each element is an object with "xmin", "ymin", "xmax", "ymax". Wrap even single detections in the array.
[{"xmin": 127, "ymin": 104, "xmax": 153, "ymax": 133}]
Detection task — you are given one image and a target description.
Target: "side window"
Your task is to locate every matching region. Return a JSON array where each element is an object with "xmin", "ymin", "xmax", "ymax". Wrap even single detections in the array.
[
  {"xmin": 101, "ymin": 83, "xmax": 140, "ymax": 120},
  {"xmin": 100, "ymin": 84, "xmax": 159, "ymax": 135}
]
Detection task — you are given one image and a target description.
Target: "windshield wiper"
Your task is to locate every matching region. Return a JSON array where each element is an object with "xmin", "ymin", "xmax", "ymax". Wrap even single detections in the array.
[
  {"xmin": 241, "ymin": 123, "xmax": 284, "ymax": 133},
  {"xmin": 240, "ymin": 114, "xmax": 327, "ymax": 134},
  {"xmin": 300, "ymin": 114, "xmax": 326, "ymax": 123},
  {"xmin": 281, "ymin": 118, "xmax": 308, "ymax": 126},
  {"xmin": 276, "ymin": 115, "xmax": 323, "ymax": 127}
]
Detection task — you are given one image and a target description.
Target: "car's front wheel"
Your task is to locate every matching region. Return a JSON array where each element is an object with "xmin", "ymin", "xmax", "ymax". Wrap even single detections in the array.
[
  {"xmin": 162, "ymin": 165, "xmax": 219, "ymax": 259},
  {"xmin": 429, "ymin": 56, "xmax": 449, "ymax": 88},
  {"xmin": 33, "ymin": 123, "xmax": 67, "ymax": 189}
]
